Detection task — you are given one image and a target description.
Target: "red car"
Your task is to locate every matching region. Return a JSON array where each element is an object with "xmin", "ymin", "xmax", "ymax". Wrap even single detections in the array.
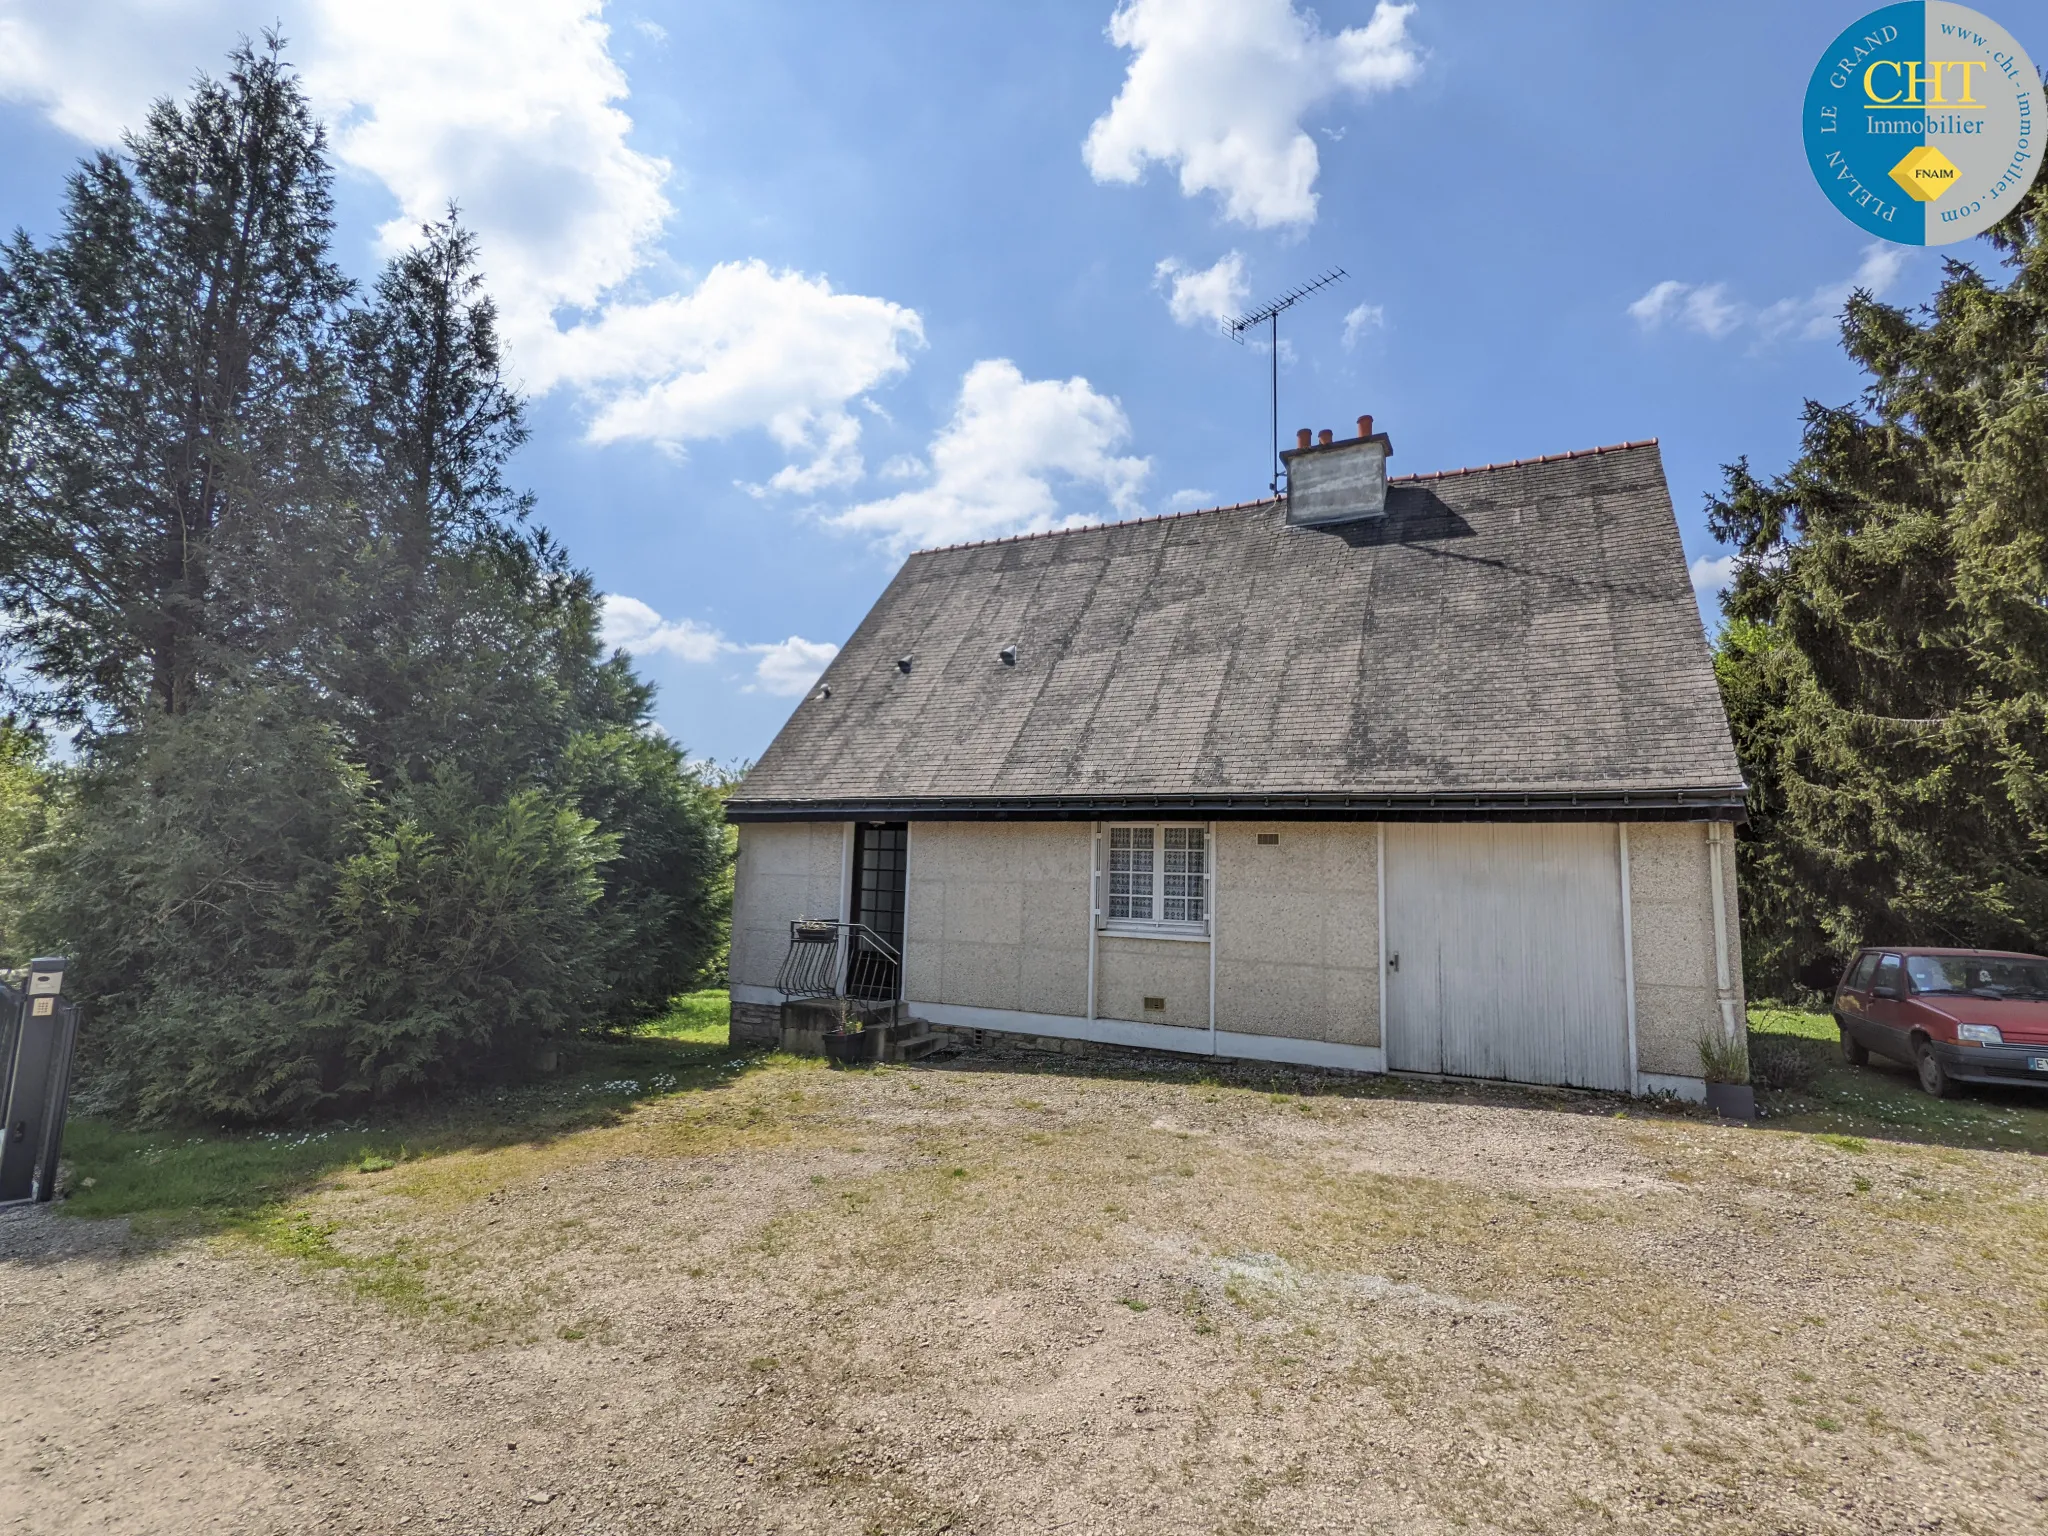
[{"xmin": 1834, "ymin": 947, "xmax": 2048, "ymax": 1097}]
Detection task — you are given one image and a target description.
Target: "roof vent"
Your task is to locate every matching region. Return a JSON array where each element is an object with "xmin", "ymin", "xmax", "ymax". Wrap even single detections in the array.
[
  {"xmin": 897, "ymin": 656, "xmax": 913, "ymax": 674},
  {"xmin": 998, "ymin": 644, "xmax": 1018, "ymax": 667},
  {"xmin": 1281, "ymin": 412, "xmax": 1395, "ymax": 526}
]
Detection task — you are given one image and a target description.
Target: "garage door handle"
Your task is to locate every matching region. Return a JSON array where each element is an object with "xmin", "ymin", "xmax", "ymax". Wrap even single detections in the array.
[{"xmin": 1387, "ymin": 953, "xmax": 1399, "ymax": 972}]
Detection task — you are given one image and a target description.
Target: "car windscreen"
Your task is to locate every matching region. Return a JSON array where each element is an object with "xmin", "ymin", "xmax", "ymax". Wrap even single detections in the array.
[{"xmin": 1905, "ymin": 955, "xmax": 2048, "ymax": 1000}]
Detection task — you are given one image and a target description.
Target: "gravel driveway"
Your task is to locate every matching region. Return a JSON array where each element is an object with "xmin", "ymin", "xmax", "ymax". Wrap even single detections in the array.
[{"xmin": 3, "ymin": 1044, "xmax": 2043, "ymax": 1534}]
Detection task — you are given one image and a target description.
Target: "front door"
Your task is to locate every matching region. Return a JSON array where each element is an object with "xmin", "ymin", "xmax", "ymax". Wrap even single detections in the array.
[
  {"xmin": 1383, "ymin": 822, "xmax": 1632, "ymax": 1091},
  {"xmin": 847, "ymin": 822, "xmax": 908, "ymax": 1001}
]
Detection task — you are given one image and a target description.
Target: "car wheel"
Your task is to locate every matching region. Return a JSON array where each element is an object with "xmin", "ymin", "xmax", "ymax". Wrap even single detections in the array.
[
  {"xmin": 1840, "ymin": 1029, "xmax": 1868, "ymax": 1067},
  {"xmin": 1915, "ymin": 1039, "xmax": 1954, "ymax": 1098}
]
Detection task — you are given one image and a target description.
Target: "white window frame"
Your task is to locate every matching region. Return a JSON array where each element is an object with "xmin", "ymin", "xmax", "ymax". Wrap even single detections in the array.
[{"xmin": 1099, "ymin": 822, "xmax": 1211, "ymax": 938}]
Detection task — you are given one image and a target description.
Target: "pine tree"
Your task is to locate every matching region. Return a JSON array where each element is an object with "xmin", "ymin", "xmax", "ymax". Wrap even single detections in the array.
[
  {"xmin": 1712, "ymin": 179, "xmax": 2048, "ymax": 992},
  {"xmin": 0, "ymin": 46, "xmax": 727, "ymax": 1119},
  {"xmin": 0, "ymin": 36, "xmax": 349, "ymax": 726}
]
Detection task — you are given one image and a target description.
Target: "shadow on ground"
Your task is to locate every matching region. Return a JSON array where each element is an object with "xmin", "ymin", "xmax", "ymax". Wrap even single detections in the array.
[
  {"xmin": 51, "ymin": 996, "xmax": 783, "ymax": 1238},
  {"xmin": 1749, "ymin": 1006, "xmax": 2048, "ymax": 1155},
  {"xmin": 47, "ymin": 999, "xmax": 2048, "ymax": 1247}
]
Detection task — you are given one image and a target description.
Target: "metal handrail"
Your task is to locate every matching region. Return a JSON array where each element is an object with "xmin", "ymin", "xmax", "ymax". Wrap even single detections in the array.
[{"xmin": 774, "ymin": 919, "xmax": 902, "ymax": 1002}]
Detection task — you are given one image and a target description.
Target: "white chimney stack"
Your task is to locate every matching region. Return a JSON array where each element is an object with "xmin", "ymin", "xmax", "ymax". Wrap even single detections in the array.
[{"xmin": 1281, "ymin": 413, "xmax": 1394, "ymax": 526}]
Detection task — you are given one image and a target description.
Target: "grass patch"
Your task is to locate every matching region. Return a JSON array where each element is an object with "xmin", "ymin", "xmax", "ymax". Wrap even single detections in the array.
[
  {"xmin": 637, "ymin": 988, "xmax": 731, "ymax": 1044},
  {"xmin": 243, "ymin": 1208, "xmax": 435, "ymax": 1314},
  {"xmin": 1748, "ymin": 1007, "xmax": 2048, "ymax": 1154},
  {"xmin": 59, "ymin": 991, "xmax": 749, "ymax": 1231}
]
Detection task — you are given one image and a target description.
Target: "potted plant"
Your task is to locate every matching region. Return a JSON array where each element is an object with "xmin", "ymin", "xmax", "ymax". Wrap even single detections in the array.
[
  {"xmin": 822, "ymin": 1017, "xmax": 868, "ymax": 1067},
  {"xmin": 1697, "ymin": 1030, "xmax": 1756, "ymax": 1121}
]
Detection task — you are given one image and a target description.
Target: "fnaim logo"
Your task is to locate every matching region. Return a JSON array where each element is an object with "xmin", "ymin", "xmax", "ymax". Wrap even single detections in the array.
[{"xmin": 1804, "ymin": 3, "xmax": 2038, "ymax": 244}]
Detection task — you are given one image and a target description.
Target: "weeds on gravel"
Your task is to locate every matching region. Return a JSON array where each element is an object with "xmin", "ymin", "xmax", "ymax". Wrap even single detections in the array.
[{"xmin": 246, "ymin": 1209, "xmax": 434, "ymax": 1314}]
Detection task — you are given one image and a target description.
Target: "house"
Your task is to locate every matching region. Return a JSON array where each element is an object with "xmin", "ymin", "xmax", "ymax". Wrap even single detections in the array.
[{"xmin": 725, "ymin": 420, "xmax": 1747, "ymax": 1100}]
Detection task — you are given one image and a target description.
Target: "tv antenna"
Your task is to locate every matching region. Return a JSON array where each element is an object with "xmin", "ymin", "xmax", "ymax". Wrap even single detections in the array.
[{"xmin": 1227, "ymin": 268, "xmax": 1347, "ymax": 497}]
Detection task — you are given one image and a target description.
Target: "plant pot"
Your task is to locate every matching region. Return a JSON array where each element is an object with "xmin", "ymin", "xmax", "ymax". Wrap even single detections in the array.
[
  {"xmin": 1705, "ymin": 1082, "xmax": 1756, "ymax": 1122},
  {"xmin": 822, "ymin": 1029, "xmax": 868, "ymax": 1067}
]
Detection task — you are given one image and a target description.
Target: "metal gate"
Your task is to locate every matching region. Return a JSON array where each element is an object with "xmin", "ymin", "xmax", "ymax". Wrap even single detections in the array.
[
  {"xmin": 1, "ymin": 956, "xmax": 80, "ymax": 1205},
  {"xmin": 1383, "ymin": 824, "xmax": 1630, "ymax": 1091}
]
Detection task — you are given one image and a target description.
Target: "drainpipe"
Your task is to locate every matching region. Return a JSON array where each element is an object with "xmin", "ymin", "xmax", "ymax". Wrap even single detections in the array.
[
  {"xmin": 1087, "ymin": 822, "xmax": 1100, "ymax": 1024},
  {"xmin": 1206, "ymin": 822, "xmax": 1218, "ymax": 1057},
  {"xmin": 836, "ymin": 823, "xmax": 855, "ymax": 1015},
  {"xmin": 1707, "ymin": 822, "xmax": 1739, "ymax": 1043},
  {"xmin": 1619, "ymin": 824, "xmax": 1639, "ymax": 1093}
]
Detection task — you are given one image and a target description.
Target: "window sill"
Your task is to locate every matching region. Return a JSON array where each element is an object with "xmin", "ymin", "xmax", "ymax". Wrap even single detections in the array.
[{"xmin": 1098, "ymin": 925, "xmax": 1211, "ymax": 943}]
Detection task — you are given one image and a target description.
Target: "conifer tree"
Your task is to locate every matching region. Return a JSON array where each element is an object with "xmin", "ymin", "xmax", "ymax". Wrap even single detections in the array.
[
  {"xmin": 0, "ymin": 36, "xmax": 348, "ymax": 725},
  {"xmin": 0, "ymin": 44, "xmax": 727, "ymax": 1119},
  {"xmin": 1711, "ymin": 179, "xmax": 2048, "ymax": 991}
]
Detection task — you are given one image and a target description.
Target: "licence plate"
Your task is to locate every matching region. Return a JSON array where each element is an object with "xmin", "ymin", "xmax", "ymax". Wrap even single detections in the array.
[{"xmin": 2031, "ymin": 1057, "xmax": 2048, "ymax": 1073}]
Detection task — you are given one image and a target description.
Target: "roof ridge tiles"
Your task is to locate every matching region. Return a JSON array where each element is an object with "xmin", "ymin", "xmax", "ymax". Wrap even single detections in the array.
[
  {"xmin": 911, "ymin": 496, "xmax": 1280, "ymax": 556},
  {"xmin": 909, "ymin": 438, "xmax": 1660, "ymax": 555},
  {"xmin": 1388, "ymin": 437, "xmax": 1660, "ymax": 485}
]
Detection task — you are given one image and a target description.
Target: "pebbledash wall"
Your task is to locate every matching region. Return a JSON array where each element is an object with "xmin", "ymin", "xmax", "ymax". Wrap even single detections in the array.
[{"xmin": 728, "ymin": 819, "xmax": 1743, "ymax": 1099}]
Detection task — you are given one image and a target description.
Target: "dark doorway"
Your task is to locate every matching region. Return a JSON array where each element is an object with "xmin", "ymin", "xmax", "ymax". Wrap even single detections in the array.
[{"xmin": 848, "ymin": 822, "xmax": 908, "ymax": 1001}]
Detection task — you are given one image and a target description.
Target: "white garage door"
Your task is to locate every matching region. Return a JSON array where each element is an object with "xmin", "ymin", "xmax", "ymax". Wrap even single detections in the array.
[{"xmin": 1383, "ymin": 823, "xmax": 1631, "ymax": 1092}]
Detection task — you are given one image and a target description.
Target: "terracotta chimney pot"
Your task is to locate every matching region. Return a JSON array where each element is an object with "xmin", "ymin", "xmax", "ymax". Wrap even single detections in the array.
[
  {"xmin": 1357, "ymin": 414, "xmax": 1374, "ymax": 439},
  {"xmin": 1318, "ymin": 429, "xmax": 1334, "ymax": 446},
  {"xmin": 1296, "ymin": 428, "xmax": 1313, "ymax": 450}
]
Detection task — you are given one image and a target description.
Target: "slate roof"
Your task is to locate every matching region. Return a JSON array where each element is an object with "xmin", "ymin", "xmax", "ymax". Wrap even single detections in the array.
[{"xmin": 728, "ymin": 440, "xmax": 1745, "ymax": 822}]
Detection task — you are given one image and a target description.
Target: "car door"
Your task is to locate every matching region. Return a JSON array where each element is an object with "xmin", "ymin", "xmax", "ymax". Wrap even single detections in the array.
[
  {"xmin": 1865, "ymin": 953, "xmax": 1911, "ymax": 1062},
  {"xmin": 1836, "ymin": 952, "xmax": 1881, "ymax": 1050}
]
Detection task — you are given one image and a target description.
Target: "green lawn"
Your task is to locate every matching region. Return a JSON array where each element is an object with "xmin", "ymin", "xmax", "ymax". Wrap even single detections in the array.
[
  {"xmin": 58, "ymin": 989, "xmax": 743, "ymax": 1231},
  {"xmin": 1748, "ymin": 1004, "xmax": 2048, "ymax": 1153},
  {"xmin": 633, "ymin": 986, "xmax": 732, "ymax": 1043}
]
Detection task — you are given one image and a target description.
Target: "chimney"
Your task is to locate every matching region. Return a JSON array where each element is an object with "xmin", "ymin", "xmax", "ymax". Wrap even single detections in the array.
[
  {"xmin": 1317, "ymin": 429, "xmax": 1334, "ymax": 446},
  {"xmin": 1279, "ymin": 410, "xmax": 1394, "ymax": 526},
  {"xmin": 1295, "ymin": 428, "xmax": 1313, "ymax": 450}
]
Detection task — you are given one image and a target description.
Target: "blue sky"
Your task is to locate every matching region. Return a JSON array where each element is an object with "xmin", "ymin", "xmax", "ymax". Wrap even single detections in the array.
[{"xmin": 0, "ymin": 0, "xmax": 1985, "ymax": 764}]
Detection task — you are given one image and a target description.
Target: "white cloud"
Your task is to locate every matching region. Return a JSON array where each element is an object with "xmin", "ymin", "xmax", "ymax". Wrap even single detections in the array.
[
  {"xmin": 0, "ymin": 0, "xmax": 244, "ymax": 141},
  {"xmin": 601, "ymin": 594, "xmax": 838, "ymax": 697},
  {"xmin": 834, "ymin": 359, "xmax": 1150, "ymax": 552},
  {"xmin": 599, "ymin": 594, "xmax": 730, "ymax": 662},
  {"xmin": 1084, "ymin": 0, "xmax": 1422, "ymax": 229},
  {"xmin": 0, "ymin": 0, "xmax": 921, "ymax": 488},
  {"xmin": 747, "ymin": 637, "xmax": 839, "ymax": 696},
  {"xmin": 1626, "ymin": 280, "xmax": 1742, "ymax": 339},
  {"xmin": 1754, "ymin": 244, "xmax": 1910, "ymax": 341},
  {"xmin": 1155, "ymin": 251, "xmax": 1248, "ymax": 328},
  {"xmin": 1165, "ymin": 487, "xmax": 1216, "ymax": 511},
  {"xmin": 1341, "ymin": 302, "xmax": 1384, "ymax": 348},
  {"xmin": 1629, "ymin": 244, "xmax": 1910, "ymax": 344},
  {"xmin": 1689, "ymin": 554, "xmax": 1737, "ymax": 602},
  {"xmin": 306, "ymin": 0, "xmax": 667, "ymax": 370},
  {"xmin": 554, "ymin": 259, "xmax": 923, "ymax": 484}
]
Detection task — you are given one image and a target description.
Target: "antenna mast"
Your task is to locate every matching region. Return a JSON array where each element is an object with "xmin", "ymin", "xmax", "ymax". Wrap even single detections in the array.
[{"xmin": 1227, "ymin": 268, "xmax": 1347, "ymax": 497}]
